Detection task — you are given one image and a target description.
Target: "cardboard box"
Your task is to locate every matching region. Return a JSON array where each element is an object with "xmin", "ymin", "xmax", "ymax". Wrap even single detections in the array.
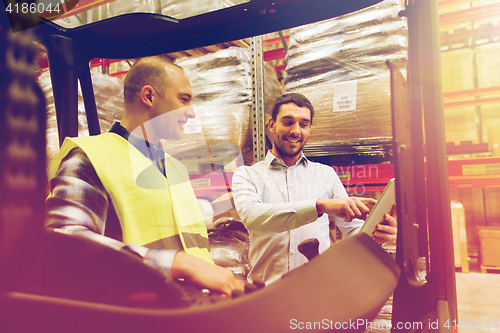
[
  {"xmin": 451, "ymin": 202, "xmax": 469, "ymax": 273},
  {"xmin": 477, "ymin": 226, "xmax": 500, "ymax": 272}
]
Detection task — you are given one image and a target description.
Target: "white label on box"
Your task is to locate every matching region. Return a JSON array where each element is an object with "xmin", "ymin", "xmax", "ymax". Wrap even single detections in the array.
[
  {"xmin": 184, "ymin": 106, "xmax": 202, "ymax": 134},
  {"xmin": 333, "ymin": 80, "xmax": 357, "ymax": 112}
]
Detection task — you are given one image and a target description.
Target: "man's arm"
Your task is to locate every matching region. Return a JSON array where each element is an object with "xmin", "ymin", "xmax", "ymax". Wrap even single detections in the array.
[
  {"xmin": 232, "ymin": 166, "xmax": 319, "ymax": 233},
  {"xmin": 46, "ymin": 148, "xmax": 242, "ymax": 295},
  {"xmin": 232, "ymin": 166, "xmax": 375, "ymax": 233},
  {"xmin": 316, "ymin": 197, "xmax": 376, "ymax": 222}
]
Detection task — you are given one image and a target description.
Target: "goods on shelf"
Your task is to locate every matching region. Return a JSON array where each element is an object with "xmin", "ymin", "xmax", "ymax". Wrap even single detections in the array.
[
  {"xmin": 442, "ymin": 48, "xmax": 477, "ymax": 144},
  {"xmin": 107, "ymin": 0, "xmax": 159, "ymax": 17},
  {"xmin": 166, "ymin": 47, "xmax": 282, "ymax": 172},
  {"xmin": 450, "ymin": 186, "xmax": 500, "ymax": 257},
  {"xmin": 476, "ymin": 43, "xmax": 500, "ymax": 145},
  {"xmin": 283, "ymin": 0, "xmax": 408, "ymax": 157},
  {"xmin": 53, "ymin": 0, "xmax": 249, "ymax": 26},
  {"xmin": 208, "ymin": 219, "xmax": 250, "ymax": 282},
  {"xmin": 477, "ymin": 226, "xmax": 500, "ymax": 273},
  {"xmin": 162, "ymin": 0, "xmax": 248, "ymax": 19},
  {"xmin": 442, "ymin": 41, "xmax": 500, "ymax": 146},
  {"xmin": 40, "ymin": 71, "xmax": 124, "ymax": 164},
  {"xmin": 451, "ymin": 201, "xmax": 469, "ymax": 273}
]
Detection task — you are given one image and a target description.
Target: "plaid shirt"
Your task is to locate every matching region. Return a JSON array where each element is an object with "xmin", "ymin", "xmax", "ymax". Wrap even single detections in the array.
[{"xmin": 45, "ymin": 122, "xmax": 176, "ymax": 274}]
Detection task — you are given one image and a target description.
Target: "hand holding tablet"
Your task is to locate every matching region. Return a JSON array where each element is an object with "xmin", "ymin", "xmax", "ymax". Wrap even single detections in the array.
[{"xmin": 358, "ymin": 178, "xmax": 397, "ymax": 243}]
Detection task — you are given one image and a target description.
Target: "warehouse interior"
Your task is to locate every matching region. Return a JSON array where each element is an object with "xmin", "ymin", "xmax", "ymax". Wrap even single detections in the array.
[
  {"xmin": 34, "ymin": 0, "xmax": 500, "ymax": 271},
  {"xmin": 1, "ymin": 0, "xmax": 499, "ymax": 331}
]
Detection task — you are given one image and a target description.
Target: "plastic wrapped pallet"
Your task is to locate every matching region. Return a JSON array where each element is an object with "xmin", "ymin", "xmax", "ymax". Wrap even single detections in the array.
[
  {"xmin": 283, "ymin": 0, "xmax": 408, "ymax": 154},
  {"xmin": 40, "ymin": 71, "xmax": 124, "ymax": 165},
  {"xmin": 108, "ymin": 0, "xmax": 248, "ymax": 19},
  {"xmin": 107, "ymin": 0, "xmax": 158, "ymax": 18},
  {"xmin": 208, "ymin": 219, "xmax": 250, "ymax": 282},
  {"xmin": 161, "ymin": 0, "xmax": 248, "ymax": 19},
  {"xmin": 166, "ymin": 47, "xmax": 282, "ymax": 171}
]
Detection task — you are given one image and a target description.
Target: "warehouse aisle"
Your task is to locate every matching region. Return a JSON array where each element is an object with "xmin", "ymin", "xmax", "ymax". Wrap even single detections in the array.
[{"xmin": 456, "ymin": 269, "xmax": 500, "ymax": 333}]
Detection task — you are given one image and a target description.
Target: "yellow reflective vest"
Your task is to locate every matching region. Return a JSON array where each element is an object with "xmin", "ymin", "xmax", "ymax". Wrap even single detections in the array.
[{"xmin": 48, "ymin": 132, "xmax": 213, "ymax": 263}]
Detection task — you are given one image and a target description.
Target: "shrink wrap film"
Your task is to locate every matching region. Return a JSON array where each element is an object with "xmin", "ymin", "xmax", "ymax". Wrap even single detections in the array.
[
  {"xmin": 289, "ymin": 75, "xmax": 393, "ymax": 147},
  {"xmin": 285, "ymin": 0, "xmax": 407, "ymax": 90},
  {"xmin": 167, "ymin": 47, "xmax": 282, "ymax": 170},
  {"xmin": 107, "ymin": 0, "xmax": 158, "ymax": 17},
  {"xmin": 108, "ymin": 0, "xmax": 248, "ymax": 19},
  {"xmin": 208, "ymin": 219, "xmax": 250, "ymax": 282},
  {"xmin": 42, "ymin": 47, "xmax": 282, "ymax": 171},
  {"xmin": 162, "ymin": 0, "xmax": 248, "ymax": 19},
  {"xmin": 40, "ymin": 71, "xmax": 125, "ymax": 165},
  {"xmin": 283, "ymin": 0, "xmax": 407, "ymax": 156}
]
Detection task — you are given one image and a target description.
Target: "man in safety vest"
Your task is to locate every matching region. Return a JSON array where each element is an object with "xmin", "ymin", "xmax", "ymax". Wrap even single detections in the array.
[{"xmin": 46, "ymin": 57, "xmax": 243, "ymax": 296}]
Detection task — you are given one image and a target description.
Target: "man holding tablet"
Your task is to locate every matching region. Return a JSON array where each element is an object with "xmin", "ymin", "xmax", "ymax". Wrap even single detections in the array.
[{"xmin": 232, "ymin": 93, "xmax": 397, "ymax": 285}]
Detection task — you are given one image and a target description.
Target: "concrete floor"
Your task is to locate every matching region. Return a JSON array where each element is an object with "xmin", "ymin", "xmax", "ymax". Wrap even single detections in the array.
[{"xmin": 455, "ymin": 259, "xmax": 500, "ymax": 333}]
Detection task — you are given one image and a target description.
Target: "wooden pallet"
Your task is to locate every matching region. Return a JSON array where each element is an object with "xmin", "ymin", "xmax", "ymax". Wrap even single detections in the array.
[{"xmin": 480, "ymin": 265, "xmax": 500, "ymax": 273}]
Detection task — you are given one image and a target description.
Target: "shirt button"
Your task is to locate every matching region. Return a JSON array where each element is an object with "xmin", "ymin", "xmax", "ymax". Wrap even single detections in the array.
[
  {"xmin": 291, "ymin": 250, "xmax": 296, "ymax": 255},
  {"xmin": 289, "ymin": 184, "xmax": 293, "ymax": 188}
]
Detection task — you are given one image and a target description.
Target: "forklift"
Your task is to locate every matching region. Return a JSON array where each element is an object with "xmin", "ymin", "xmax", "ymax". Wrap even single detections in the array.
[{"xmin": 0, "ymin": 0, "xmax": 456, "ymax": 331}]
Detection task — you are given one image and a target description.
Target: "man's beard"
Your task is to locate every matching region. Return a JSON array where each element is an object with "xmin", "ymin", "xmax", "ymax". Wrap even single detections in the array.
[{"xmin": 273, "ymin": 135, "xmax": 305, "ymax": 158}]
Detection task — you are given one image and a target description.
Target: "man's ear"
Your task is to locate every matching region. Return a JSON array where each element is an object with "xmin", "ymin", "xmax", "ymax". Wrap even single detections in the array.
[
  {"xmin": 268, "ymin": 117, "xmax": 276, "ymax": 133},
  {"xmin": 140, "ymin": 85, "xmax": 155, "ymax": 107}
]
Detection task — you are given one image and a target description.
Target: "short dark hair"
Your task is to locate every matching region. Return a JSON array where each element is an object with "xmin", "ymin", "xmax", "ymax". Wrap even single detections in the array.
[
  {"xmin": 271, "ymin": 93, "xmax": 314, "ymax": 124},
  {"xmin": 124, "ymin": 57, "xmax": 183, "ymax": 105}
]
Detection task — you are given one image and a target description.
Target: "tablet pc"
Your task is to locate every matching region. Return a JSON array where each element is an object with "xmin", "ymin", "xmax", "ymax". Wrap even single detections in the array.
[{"xmin": 358, "ymin": 178, "xmax": 396, "ymax": 236}]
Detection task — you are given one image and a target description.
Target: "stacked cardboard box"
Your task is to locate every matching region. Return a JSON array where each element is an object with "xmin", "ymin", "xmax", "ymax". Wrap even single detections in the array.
[
  {"xmin": 478, "ymin": 226, "xmax": 500, "ymax": 273},
  {"xmin": 283, "ymin": 0, "xmax": 407, "ymax": 156},
  {"xmin": 451, "ymin": 202, "xmax": 469, "ymax": 273},
  {"xmin": 441, "ymin": 48, "xmax": 478, "ymax": 144},
  {"xmin": 161, "ymin": 0, "xmax": 248, "ymax": 19},
  {"xmin": 167, "ymin": 47, "xmax": 282, "ymax": 172}
]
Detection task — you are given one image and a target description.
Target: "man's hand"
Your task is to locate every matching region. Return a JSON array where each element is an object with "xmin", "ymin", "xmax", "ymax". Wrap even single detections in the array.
[
  {"xmin": 316, "ymin": 197, "xmax": 377, "ymax": 222},
  {"xmin": 372, "ymin": 204, "xmax": 397, "ymax": 244},
  {"xmin": 171, "ymin": 252, "xmax": 244, "ymax": 296}
]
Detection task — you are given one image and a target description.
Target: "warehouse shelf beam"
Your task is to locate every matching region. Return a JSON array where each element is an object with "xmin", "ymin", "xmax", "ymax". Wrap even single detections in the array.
[
  {"xmin": 444, "ymin": 96, "xmax": 500, "ymax": 109},
  {"xmin": 446, "ymin": 142, "xmax": 489, "ymax": 154},
  {"xmin": 439, "ymin": 3, "xmax": 500, "ymax": 27},
  {"xmin": 263, "ymin": 47, "xmax": 286, "ymax": 61},
  {"xmin": 441, "ymin": 24, "xmax": 500, "ymax": 43},
  {"xmin": 263, "ymin": 35, "xmax": 289, "ymax": 46},
  {"xmin": 443, "ymin": 85, "xmax": 500, "ymax": 99},
  {"xmin": 439, "ymin": 0, "xmax": 480, "ymax": 8}
]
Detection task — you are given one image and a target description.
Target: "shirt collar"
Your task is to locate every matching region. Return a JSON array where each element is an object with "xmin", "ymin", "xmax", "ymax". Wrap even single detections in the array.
[
  {"xmin": 264, "ymin": 150, "xmax": 309, "ymax": 168},
  {"xmin": 109, "ymin": 121, "xmax": 163, "ymax": 161}
]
